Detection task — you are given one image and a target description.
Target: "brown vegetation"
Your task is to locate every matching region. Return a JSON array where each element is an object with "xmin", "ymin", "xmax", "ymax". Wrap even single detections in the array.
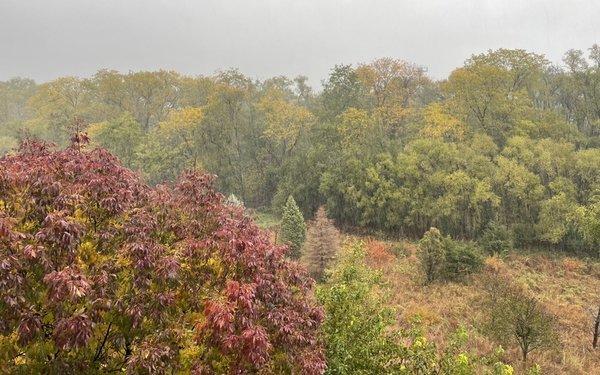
[{"xmin": 359, "ymin": 238, "xmax": 600, "ymax": 374}]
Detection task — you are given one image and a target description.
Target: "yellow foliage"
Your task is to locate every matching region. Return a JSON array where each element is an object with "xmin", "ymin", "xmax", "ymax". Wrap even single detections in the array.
[
  {"xmin": 258, "ymin": 89, "xmax": 313, "ymax": 147},
  {"xmin": 160, "ymin": 107, "xmax": 204, "ymax": 133},
  {"xmin": 373, "ymin": 105, "xmax": 412, "ymax": 128},
  {"xmin": 77, "ymin": 240, "xmax": 110, "ymax": 269},
  {"xmin": 420, "ymin": 103, "xmax": 466, "ymax": 141},
  {"xmin": 337, "ymin": 108, "xmax": 370, "ymax": 144}
]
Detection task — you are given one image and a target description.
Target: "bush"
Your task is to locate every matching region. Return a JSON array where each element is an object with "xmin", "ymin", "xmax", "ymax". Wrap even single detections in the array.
[
  {"xmin": 479, "ymin": 222, "xmax": 513, "ymax": 256},
  {"xmin": 418, "ymin": 227, "xmax": 446, "ymax": 284},
  {"xmin": 0, "ymin": 139, "xmax": 325, "ymax": 374},
  {"xmin": 318, "ymin": 242, "xmax": 500, "ymax": 374},
  {"xmin": 419, "ymin": 228, "xmax": 483, "ymax": 283},
  {"xmin": 443, "ymin": 241, "xmax": 484, "ymax": 281},
  {"xmin": 316, "ymin": 242, "xmax": 402, "ymax": 374}
]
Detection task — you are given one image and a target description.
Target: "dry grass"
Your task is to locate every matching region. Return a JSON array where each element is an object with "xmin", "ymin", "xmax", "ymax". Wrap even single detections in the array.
[{"xmin": 354, "ymin": 237, "xmax": 600, "ymax": 374}]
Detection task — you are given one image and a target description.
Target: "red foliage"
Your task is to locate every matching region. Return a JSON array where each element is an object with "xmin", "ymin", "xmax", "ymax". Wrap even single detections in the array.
[
  {"xmin": 365, "ymin": 239, "xmax": 395, "ymax": 269},
  {"xmin": 0, "ymin": 138, "xmax": 325, "ymax": 373}
]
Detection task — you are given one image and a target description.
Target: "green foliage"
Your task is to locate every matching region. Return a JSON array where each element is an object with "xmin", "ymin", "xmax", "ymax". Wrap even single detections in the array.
[
  {"xmin": 88, "ymin": 112, "xmax": 144, "ymax": 168},
  {"xmin": 574, "ymin": 197, "xmax": 600, "ymax": 257},
  {"xmin": 279, "ymin": 195, "xmax": 306, "ymax": 258},
  {"xmin": 418, "ymin": 227, "xmax": 446, "ymax": 284},
  {"xmin": 479, "ymin": 222, "xmax": 513, "ymax": 256},
  {"xmin": 316, "ymin": 242, "xmax": 402, "ymax": 374},
  {"xmin": 443, "ymin": 240, "xmax": 484, "ymax": 281},
  {"xmin": 318, "ymin": 242, "xmax": 504, "ymax": 374},
  {"xmin": 419, "ymin": 228, "xmax": 483, "ymax": 283},
  {"xmin": 3, "ymin": 46, "xmax": 600, "ymax": 257},
  {"xmin": 483, "ymin": 276, "xmax": 559, "ymax": 362}
]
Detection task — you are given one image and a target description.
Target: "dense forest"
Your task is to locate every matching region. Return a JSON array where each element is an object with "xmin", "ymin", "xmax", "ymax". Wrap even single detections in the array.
[
  {"xmin": 1, "ymin": 46, "xmax": 600, "ymax": 374},
  {"xmin": 3, "ymin": 47, "xmax": 600, "ymax": 255}
]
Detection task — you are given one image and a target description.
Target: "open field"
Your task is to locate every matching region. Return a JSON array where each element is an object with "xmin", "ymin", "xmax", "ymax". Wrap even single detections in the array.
[{"xmin": 358, "ymin": 237, "xmax": 600, "ymax": 374}]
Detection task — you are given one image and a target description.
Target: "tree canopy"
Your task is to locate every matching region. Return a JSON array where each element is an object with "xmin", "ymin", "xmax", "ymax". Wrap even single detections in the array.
[{"xmin": 0, "ymin": 138, "xmax": 325, "ymax": 374}]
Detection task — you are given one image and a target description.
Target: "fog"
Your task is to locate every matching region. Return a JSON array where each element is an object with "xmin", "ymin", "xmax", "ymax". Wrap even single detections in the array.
[{"xmin": 1, "ymin": 0, "xmax": 599, "ymax": 86}]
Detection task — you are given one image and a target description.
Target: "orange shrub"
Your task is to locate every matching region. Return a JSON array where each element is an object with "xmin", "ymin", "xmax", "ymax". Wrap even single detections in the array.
[
  {"xmin": 365, "ymin": 239, "xmax": 395, "ymax": 268},
  {"xmin": 562, "ymin": 257, "xmax": 583, "ymax": 273},
  {"xmin": 484, "ymin": 256, "xmax": 508, "ymax": 275}
]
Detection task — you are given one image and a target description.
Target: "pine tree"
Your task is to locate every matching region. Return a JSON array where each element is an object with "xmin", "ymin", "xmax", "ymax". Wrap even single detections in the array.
[
  {"xmin": 303, "ymin": 206, "xmax": 340, "ymax": 282},
  {"xmin": 279, "ymin": 195, "xmax": 306, "ymax": 259}
]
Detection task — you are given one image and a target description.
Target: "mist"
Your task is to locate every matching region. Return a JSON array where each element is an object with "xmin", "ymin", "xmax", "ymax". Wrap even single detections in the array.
[{"xmin": 1, "ymin": 0, "xmax": 599, "ymax": 86}]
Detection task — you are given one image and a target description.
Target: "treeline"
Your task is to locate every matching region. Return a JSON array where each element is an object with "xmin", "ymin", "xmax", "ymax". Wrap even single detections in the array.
[{"xmin": 2, "ymin": 47, "xmax": 600, "ymax": 255}]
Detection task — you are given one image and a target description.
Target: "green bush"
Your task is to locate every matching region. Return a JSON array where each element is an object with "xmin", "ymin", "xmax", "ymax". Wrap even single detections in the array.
[
  {"xmin": 443, "ymin": 240, "xmax": 484, "ymax": 281},
  {"xmin": 479, "ymin": 222, "xmax": 513, "ymax": 256},
  {"xmin": 418, "ymin": 228, "xmax": 446, "ymax": 284},
  {"xmin": 318, "ymin": 241, "xmax": 502, "ymax": 374},
  {"xmin": 419, "ymin": 228, "xmax": 484, "ymax": 283},
  {"xmin": 316, "ymin": 242, "xmax": 403, "ymax": 374}
]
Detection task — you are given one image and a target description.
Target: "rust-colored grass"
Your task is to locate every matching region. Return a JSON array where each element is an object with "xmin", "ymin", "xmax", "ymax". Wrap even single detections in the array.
[{"xmin": 357, "ymin": 236, "xmax": 600, "ymax": 375}]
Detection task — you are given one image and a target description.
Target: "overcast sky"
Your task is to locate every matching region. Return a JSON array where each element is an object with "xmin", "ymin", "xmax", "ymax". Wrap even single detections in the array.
[{"xmin": 1, "ymin": 0, "xmax": 599, "ymax": 87}]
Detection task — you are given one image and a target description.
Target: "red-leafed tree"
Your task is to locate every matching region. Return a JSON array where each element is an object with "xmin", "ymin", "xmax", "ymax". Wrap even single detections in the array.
[{"xmin": 0, "ymin": 135, "xmax": 325, "ymax": 374}]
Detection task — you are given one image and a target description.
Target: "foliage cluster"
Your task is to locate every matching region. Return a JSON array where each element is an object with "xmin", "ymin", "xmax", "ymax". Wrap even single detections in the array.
[
  {"xmin": 3, "ymin": 48, "xmax": 600, "ymax": 256},
  {"xmin": 317, "ymin": 242, "xmax": 509, "ymax": 374},
  {"xmin": 278, "ymin": 195, "xmax": 306, "ymax": 259},
  {"xmin": 0, "ymin": 139, "xmax": 325, "ymax": 374},
  {"xmin": 482, "ymin": 275, "xmax": 559, "ymax": 362},
  {"xmin": 418, "ymin": 227, "xmax": 484, "ymax": 283}
]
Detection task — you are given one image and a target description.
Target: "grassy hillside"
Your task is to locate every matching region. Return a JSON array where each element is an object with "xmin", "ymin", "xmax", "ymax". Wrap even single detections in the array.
[
  {"xmin": 256, "ymin": 213, "xmax": 599, "ymax": 374},
  {"xmin": 359, "ymin": 238, "xmax": 599, "ymax": 374}
]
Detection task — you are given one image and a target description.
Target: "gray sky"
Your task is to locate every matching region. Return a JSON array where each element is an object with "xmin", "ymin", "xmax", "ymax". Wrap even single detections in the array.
[{"xmin": 1, "ymin": 0, "xmax": 599, "ymax": 87}]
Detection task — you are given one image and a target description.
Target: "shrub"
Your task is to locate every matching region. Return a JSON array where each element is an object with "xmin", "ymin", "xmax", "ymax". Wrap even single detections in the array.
[
  {"xmin": 418, "ymin": 227, "xmax": 446, "ymax": 284},
  {"xmin": 316, "ymin": 242, "xmax": 402, "ymax": 373},
  {"xmin": 279, "ymin": 195, "xmax": 306, "ymax": 259},
  {"xmin": 0, "ymin": 139, "xmax": 325, "ymax": 374},
  {"xmin": 317, "ymin": 242, "xmax": 493, "ymax": 374},
  {"xmin": 443, "ymin": 240, "xmax": 484, "ymax": 281},
  {"xmin": 479, "ymin": 222, "xmax": 513, "ymax": 256},
  {"xmin": 419, "ymin": 228, "xmax": 483, "ymax": 283}
]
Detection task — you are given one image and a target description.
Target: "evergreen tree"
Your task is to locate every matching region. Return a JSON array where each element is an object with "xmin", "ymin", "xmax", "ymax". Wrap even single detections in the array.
[
  {"xmin": 279, "ymin": 195, "xmax": 306, "ymax": 258},
  {"xmin": 303, "ymin": 206, "xmax": 340, "ymax": 281}
]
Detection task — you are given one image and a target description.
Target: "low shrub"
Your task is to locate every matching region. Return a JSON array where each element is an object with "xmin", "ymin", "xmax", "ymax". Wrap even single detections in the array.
[
  {"xmin": 443, "ymin": 240, "xmax": 484, "ymax": 281},
  {"xmin": 419, "ymin": 228, "xmax": 484, "ymax": 283},
  {"xmin": 479, "ymin": 222, "xmax": 513, "ymax": 256}
]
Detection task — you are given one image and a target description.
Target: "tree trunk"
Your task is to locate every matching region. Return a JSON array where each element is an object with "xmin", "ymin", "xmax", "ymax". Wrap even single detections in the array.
[{"xmin": 594, "ymin": 304, "xmax": 600, "ymax": 349}]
